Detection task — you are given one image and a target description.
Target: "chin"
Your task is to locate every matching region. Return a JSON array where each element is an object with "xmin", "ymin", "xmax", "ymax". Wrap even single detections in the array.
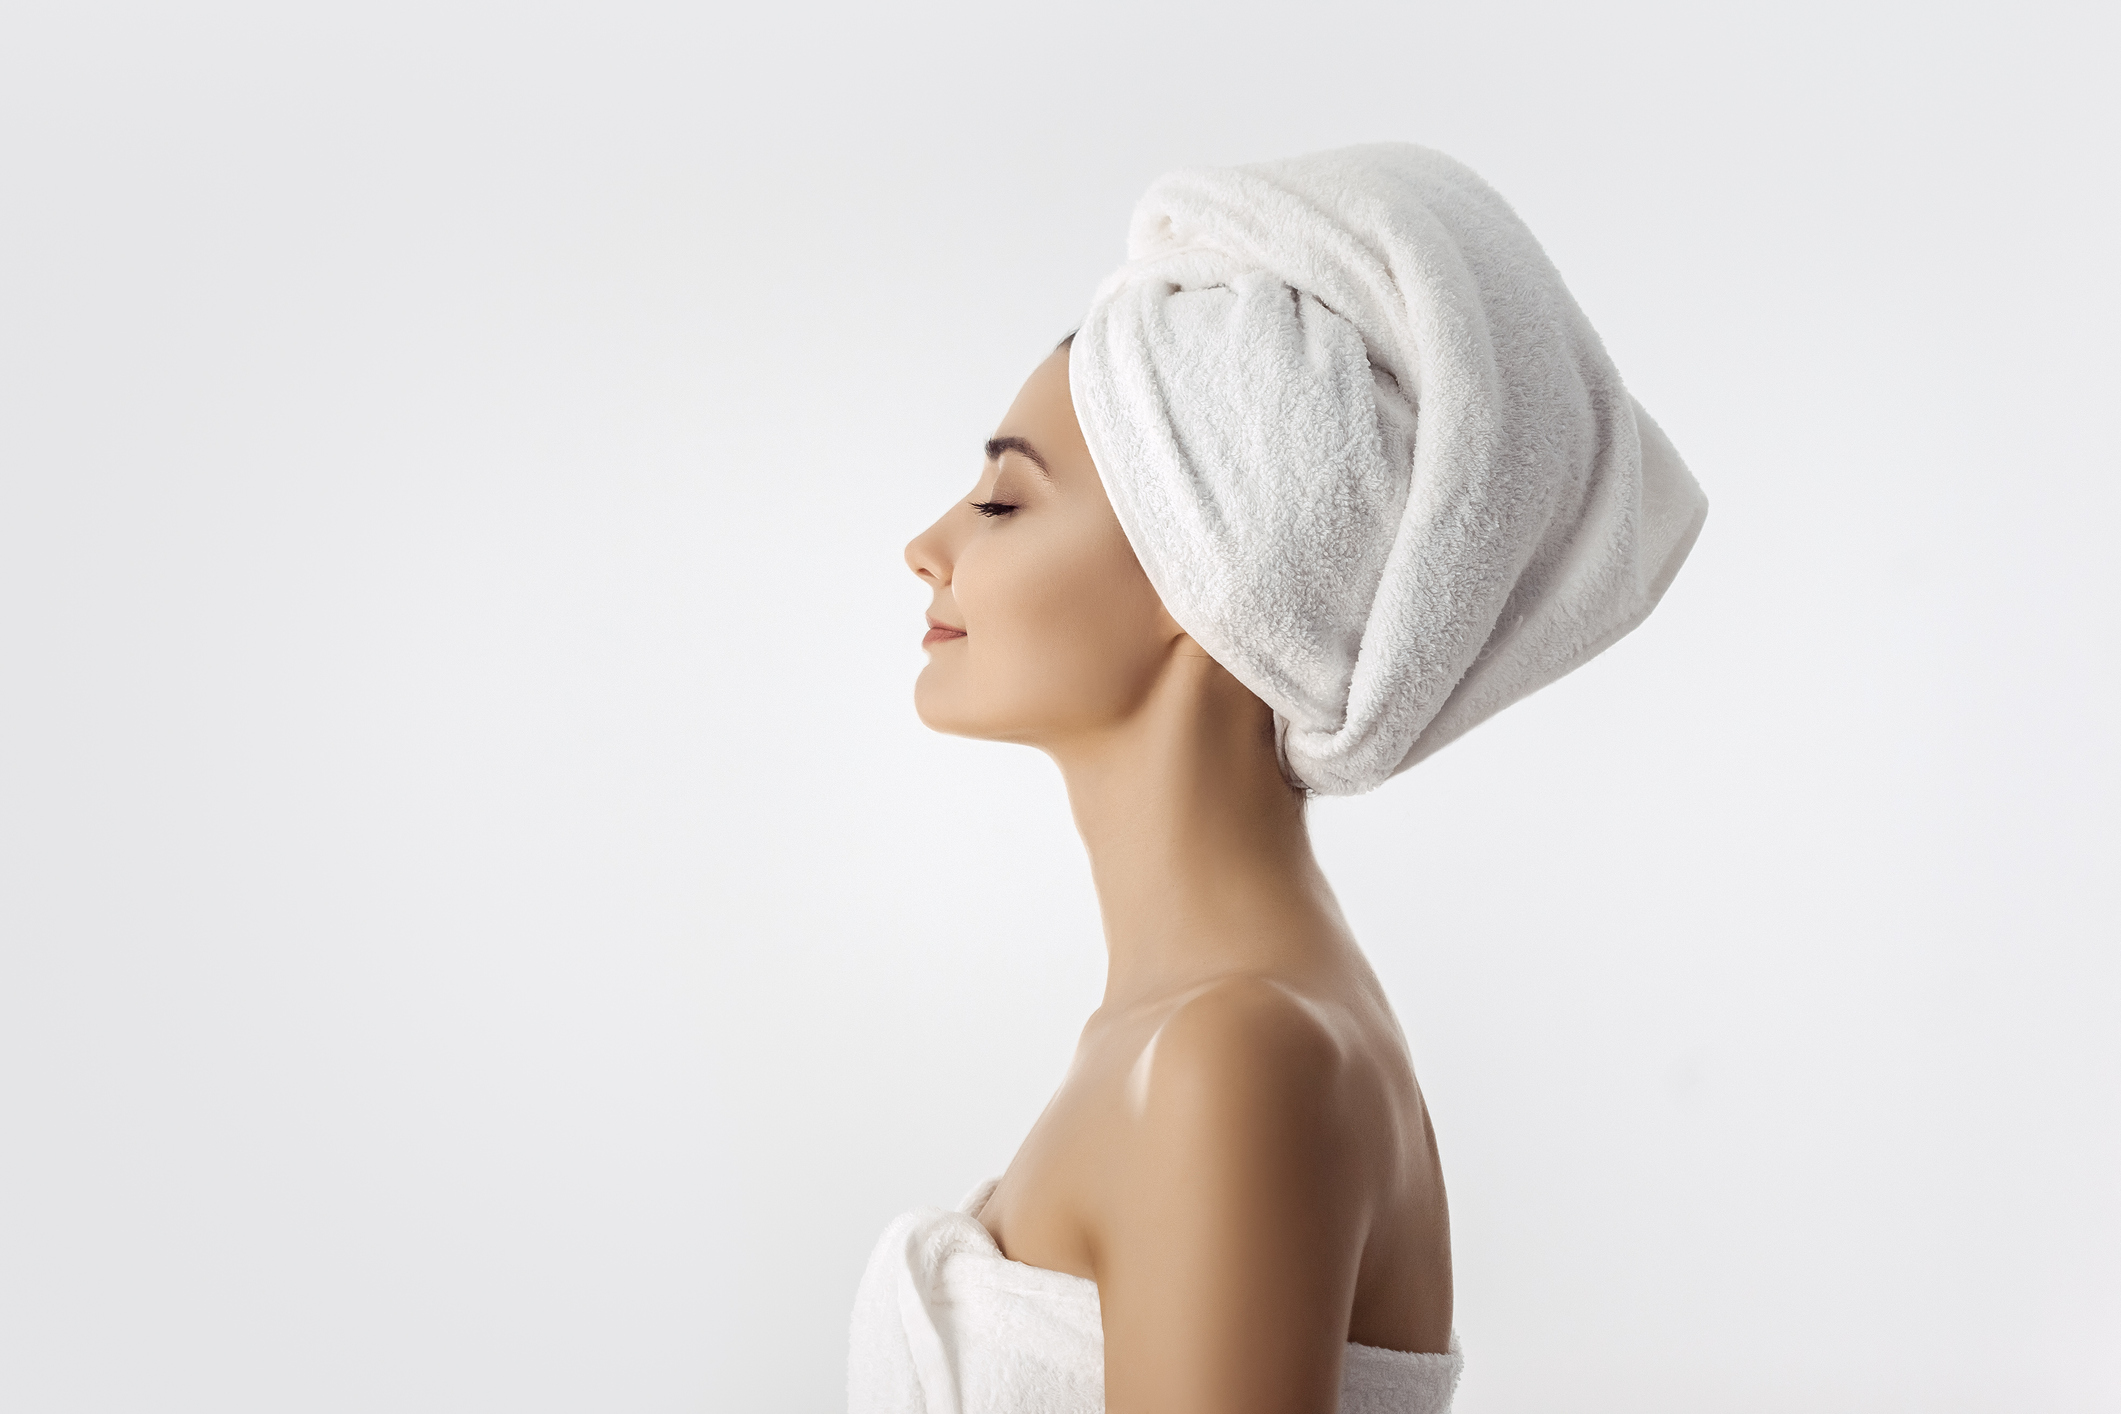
[
  {"xmin": 913, "ymin": 673, "xmax": 976, "ymax": 738},
  {"xmin": 914, "ymin": 676, "xmax": 1024, "ymax": 744},
  {"xmin": 916, "ymin": 701, "xmax": 998, "ymax": 742}
]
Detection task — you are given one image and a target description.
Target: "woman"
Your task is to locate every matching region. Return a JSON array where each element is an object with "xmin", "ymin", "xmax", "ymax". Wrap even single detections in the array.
[{"xmin": 849, "ymin": 144, "xmax": 1706, "ymax": 1414}]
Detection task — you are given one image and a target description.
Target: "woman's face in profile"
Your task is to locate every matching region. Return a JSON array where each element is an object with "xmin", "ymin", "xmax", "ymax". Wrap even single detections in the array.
[{"xmin": 905, "ymin": 346, "xmax": 1179, "ymax": 746}]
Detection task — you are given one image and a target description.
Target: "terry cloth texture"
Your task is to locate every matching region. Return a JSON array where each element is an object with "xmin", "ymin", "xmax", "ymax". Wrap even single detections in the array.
[
  {"xmin": 1070, "ymin": 143, "xmax": 1708, "ymax": 794},
  {"xmin": 847, "ymin": 1178, "xmax": 1465, "ymax": 1414}
]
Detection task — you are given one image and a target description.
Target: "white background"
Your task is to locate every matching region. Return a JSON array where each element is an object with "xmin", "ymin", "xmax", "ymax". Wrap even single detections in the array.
[{"xmin": 2, "ymin": 1, "xmax": 2115, "ymax": 1410}]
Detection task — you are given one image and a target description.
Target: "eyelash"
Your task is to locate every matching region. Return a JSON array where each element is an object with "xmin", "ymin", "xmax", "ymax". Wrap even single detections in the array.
[{"xmin": 969, "ymin": 500, "xmax": 1017, "ymax": 518}]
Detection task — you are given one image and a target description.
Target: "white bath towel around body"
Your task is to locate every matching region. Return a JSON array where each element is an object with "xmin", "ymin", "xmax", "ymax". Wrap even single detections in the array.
[
  {"xmin": 847, "ymin": 1180, "xmax": 1464, "ymax": 1414},
  {"xmin": 1070, "ymin": 143, "xmax": 1708, "ymax": 794}
]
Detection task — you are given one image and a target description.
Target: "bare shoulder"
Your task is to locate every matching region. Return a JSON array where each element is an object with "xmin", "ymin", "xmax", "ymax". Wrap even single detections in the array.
[
  {"xmin": 1107, "ymin": 973, "xmax": 1372, "ymax": 1200},
  {"xmin": 1135, "ymin": 973, "xmax": 1349, "ymax": 1113},
  {"xmin": 1091, "ymin": 973, "xmax": 1383, "ymax": 1411}
]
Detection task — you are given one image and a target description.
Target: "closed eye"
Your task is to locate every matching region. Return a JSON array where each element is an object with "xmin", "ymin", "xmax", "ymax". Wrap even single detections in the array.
[{"xmin": 969, "ymin": 500, "xmax": 1017, "ymax": 518}]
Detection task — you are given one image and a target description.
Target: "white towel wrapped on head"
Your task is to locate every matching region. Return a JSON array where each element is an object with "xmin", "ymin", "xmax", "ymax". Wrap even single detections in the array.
[{"xmin": 1070, "ymin": 143, "xmax": 1708, "ymax": 795}]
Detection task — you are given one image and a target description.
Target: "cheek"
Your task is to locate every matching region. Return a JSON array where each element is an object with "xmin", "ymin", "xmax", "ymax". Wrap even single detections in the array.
[{"xmin": 943, "ymin": 517, "xmax": 1170, "ymax": 733}]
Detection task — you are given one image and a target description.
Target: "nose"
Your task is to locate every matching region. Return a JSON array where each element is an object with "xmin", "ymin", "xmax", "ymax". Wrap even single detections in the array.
[{"xmin": 905, "ymin": 513, "xmax": 951, "ymax": 587}]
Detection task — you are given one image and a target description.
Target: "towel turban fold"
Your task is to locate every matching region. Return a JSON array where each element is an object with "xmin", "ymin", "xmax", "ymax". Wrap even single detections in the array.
[{"xmin": 1069, "ymin": 143, "xmax": 1708, "ymax": 795}]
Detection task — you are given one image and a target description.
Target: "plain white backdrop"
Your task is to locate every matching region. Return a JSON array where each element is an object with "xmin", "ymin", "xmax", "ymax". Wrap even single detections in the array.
[{"xmin": 2, "ymin": 1, "xmax": 2115, "ymax": 1410}]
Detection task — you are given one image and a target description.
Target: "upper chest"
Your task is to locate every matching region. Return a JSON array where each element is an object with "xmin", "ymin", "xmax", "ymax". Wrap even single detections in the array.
[{"xmin": 975, "ymin": 1022, "xmax": 1153, "ymax": 1279}]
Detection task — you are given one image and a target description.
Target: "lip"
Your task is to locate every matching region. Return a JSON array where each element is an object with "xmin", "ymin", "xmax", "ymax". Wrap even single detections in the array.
[{"xmin": 923, "ymin": 616, "xmax": 966, "ymax": 646}]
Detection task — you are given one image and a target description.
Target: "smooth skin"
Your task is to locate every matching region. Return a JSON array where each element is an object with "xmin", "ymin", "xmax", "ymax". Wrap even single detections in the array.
[{"xmin": 905, "ymin": 344, "xmax": 1452, "ymax": 1414}]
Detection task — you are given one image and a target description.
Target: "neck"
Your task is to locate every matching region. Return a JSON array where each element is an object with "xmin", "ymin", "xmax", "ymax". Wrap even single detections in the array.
[{"xmin": 1045, "ymin": 650, "xmax": 1356, "ymax": 1013}]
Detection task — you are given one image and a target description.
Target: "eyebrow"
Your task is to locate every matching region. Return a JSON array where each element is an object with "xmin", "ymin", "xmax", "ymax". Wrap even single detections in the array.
[{"xmin": 985, "ymin": 436, "xmax": 1052, "ymax": 479}]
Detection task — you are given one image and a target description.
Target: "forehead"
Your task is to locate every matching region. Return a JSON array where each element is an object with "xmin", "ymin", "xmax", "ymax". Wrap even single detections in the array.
[
  {"xmin": 1000, "ymin": 346, "xmax": 1066, "ymax": 415},
  {"xmin": 991, "ymin": 348, "xmax": 1085, "ymax": 472}
]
